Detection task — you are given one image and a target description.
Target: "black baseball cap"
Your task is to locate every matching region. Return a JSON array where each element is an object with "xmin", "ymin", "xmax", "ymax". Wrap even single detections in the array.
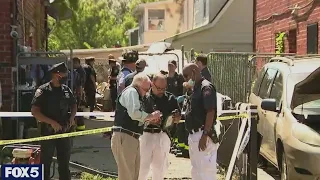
[
  {"xmin": 168, "ymin": 60, "xmax": 177, "ymax": 67},
  {"xmin": 49, "ymin": 62, "xmax": 68, "ymax": 73}
]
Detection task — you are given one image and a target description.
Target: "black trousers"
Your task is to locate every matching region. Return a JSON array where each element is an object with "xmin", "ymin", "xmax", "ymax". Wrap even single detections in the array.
[
  {"xmin": 40, "ymin": 138, "xmax": 71, "ymax": 180},
  {"xmin": 110, "ymin": 86, "xmax": 117, "ymax": 111},
  {"xmin": 85, "ymin": 89, "xmax": 96, "ymax": 112},
  {"xmin": 176, "ymin": 122, "xmax": 189, "ymax": 149},
  {"xmin": 76, "ymin": 96, "xmax": 85, "ymax": 127}
]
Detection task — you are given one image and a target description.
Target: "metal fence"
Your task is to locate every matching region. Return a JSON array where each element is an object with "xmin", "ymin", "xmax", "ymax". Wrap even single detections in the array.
[{"xmin": 206, "ymin": 52, "xmax": 294, "ymax": 103}]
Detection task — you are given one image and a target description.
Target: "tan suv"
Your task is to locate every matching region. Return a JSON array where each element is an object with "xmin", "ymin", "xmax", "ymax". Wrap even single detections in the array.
[{"xmin": 249, "ymin": 56, "xmax": 320, "ymax": 180}]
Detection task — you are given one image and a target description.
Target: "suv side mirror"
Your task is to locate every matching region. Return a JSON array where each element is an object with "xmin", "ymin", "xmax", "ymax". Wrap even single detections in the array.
[{"xmin": 261, "ymin": 99, "xmax": 278, "ymax": 112}]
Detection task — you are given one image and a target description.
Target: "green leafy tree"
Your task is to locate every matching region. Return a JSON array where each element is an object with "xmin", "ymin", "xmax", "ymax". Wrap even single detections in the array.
[{"xmin": 48, "ymin": 0, "xmax": 159, "ymax": 50}]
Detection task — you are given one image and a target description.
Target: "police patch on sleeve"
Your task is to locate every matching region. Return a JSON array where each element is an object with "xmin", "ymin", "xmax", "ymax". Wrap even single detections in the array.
[{"xmin": 34, "ymin": 89, "xmax": 43, "ymax": 98}]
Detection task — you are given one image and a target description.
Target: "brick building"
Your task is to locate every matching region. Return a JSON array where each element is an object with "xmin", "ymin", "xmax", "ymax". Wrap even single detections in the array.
[
  {"xmin": 255, "ymin": 0, "xmax": 320, "ymax": 54},
  {"xmin": 0, "ymin": 0, "xmax": 47, "ymax": 111}
]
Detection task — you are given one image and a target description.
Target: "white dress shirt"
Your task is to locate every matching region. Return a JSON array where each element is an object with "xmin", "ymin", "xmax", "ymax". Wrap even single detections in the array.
[{"xmin": 119, "ymin": 86, "xmax": 148, "ymax": 124}]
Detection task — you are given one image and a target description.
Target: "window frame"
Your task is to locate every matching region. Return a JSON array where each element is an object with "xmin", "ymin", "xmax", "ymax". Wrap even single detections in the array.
[
  {"xmin": 307, "ymin": 23, "xmax": 318, "ymax": 54},
  {"xmin": 258, "ymin": 68, "xmax": 278, "ymax": 99},
  {"xmin": 147, "ymin": 9, "xmax": 166, "ymax": 31},
  {"xmin": 252, "ymin": 67, "xmax": 267, "ymax": 95},
  {"xmin": 269, "ymin": 71, "xmax": 284, "ymax": 108}
]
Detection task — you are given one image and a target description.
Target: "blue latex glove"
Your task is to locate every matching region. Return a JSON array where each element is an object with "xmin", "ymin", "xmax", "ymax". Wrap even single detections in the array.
[{"xmin": 176, "ymin": 95, "xmax": 185, "ymax": 104}]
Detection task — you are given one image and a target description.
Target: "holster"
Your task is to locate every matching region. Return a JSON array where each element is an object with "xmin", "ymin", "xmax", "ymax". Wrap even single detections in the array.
[
  {"xmin": 208, "ymin": 121, "xmax": 221, "ymax": 144},
  {"xmin": 208, "ymin": 129, "xmax": 220, "ymax": 144}
]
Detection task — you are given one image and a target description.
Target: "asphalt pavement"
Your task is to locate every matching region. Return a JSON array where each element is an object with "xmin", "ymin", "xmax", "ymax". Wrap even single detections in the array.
[{"xmin": 51, "ymin": 115, "xmax": 276, "ymax": 179}]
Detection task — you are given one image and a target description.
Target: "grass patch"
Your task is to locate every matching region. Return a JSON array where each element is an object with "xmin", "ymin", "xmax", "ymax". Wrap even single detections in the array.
[{"xmin": 80, "ymin": 173, "xmax": 117, "ymax": 180}]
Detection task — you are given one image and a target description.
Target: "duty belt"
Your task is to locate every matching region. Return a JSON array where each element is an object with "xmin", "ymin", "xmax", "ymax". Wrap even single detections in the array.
[
  {"xmin": 112, "ymin": 127, "xmax": 141, "ymax": 139},
  {"xmin": 144, "ymin": 128, "xmax": 162, "ymax": 133}
]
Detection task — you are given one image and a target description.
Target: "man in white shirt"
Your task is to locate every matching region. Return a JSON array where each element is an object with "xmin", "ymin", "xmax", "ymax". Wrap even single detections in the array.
[{"xmin": 111, "ymin": 73, "xmax": 162, "ymax": 180}]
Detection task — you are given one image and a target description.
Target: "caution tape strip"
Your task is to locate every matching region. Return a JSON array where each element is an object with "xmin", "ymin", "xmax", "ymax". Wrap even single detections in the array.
[
  {"xmin": 0, "ymin": 113, "xmax": 257, "ymax": 146},
  {"xmin": 179, "ymin": 113, "xmax": 251, "ymax": 123},
  {"xmin": 0, "ymin": 127, "xmax": 112, "ymax": 146}
]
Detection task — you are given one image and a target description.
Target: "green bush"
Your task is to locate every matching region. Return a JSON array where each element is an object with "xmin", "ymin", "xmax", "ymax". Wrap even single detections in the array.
[{"xmin": 80, "ymin": 173, "xmax": 117, "ymax": 180}]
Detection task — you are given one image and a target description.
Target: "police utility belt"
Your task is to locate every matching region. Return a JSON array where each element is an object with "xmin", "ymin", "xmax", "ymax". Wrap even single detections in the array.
[{"xmin": 187, "ymin": 125, "xmax": 220, "ymax": 144}]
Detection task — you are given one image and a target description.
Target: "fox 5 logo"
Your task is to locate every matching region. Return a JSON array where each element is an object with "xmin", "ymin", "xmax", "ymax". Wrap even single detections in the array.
[{"xmin": 1, "ymin": 164, "xmax": 43, "ymax": 180}]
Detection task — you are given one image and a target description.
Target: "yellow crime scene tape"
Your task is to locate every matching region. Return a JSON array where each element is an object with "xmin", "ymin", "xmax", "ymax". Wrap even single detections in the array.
[
  {"xmin": 0, "ymin": 127, "xmax": 112, "ymax": 146},
  {"xmin": 179, "ymin": 113, "xmax": 251, "ymax": 123},
  {"xmin": 0, "ymin": 113, "xmax": 254, "ymax": 146}
]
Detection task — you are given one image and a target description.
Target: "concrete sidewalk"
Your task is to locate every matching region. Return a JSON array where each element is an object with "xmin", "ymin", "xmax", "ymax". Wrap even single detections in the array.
[{"xmin": 64, "ymin": 117, "xmax": 275, "ymax": 179}]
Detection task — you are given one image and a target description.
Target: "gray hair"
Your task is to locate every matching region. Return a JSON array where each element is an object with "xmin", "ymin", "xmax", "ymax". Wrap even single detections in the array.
[{"xmin": 132, "ymin": 73, "xmax": 151, "ymax": 87}]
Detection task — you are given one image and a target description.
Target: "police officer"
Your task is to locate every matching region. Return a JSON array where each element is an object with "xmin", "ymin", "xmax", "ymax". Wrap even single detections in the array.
[
  {"xmin": 195, "ymin": 54, "xmax": 212, "ymax": 83},
  {"xmin": 124, "ymin": 58, "xmax": 147, "ymax": 87},
  {"xmin": 166, "ymin": 60, "xmax": 187, "ymax": 157},
  {"xmin": 117, "ymin": 50, "xmax": 138, "ymax": 94},
  {"xmin": 138, "ymin": 73, "xmax": 181, "ymax": 180},
  {"xmin": 31, "ymin": 62, "xmax": 77, "ymax": 180},
  {"xmin": 111, "ymin": 73, "xmax": 161, "ymax": 180},
  {"xmin": 182, "ymin": 63, "xmax": 219, "ymax": 180},
  {"xmin": 73, "ymin": 57, "xmax": 86, "ymax": 130},
  {"xmin": 82, "ymin": 57, "xmax": 97, "ymax": 119},
  {"xmin": 167, "ymin": 60, "xmax": 184, "ymax": 97},
  {"xmin": 108, "ymin": 54, "xmax": 121, "ymax": 110}
]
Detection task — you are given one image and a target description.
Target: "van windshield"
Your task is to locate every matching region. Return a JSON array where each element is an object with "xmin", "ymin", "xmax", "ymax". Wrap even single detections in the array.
[
  {"xmin": 287, "ymin": 73, "xmax": 310, "ymax": 107},
  {"xmin": 288, "ymin": 72, "xmax": 320, "ymax": 113}
]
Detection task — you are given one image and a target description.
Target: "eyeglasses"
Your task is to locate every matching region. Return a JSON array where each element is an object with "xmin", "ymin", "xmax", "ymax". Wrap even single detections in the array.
[{"xmin": 153, "ymin": 83, "xmax": 166, "ymax": 91}]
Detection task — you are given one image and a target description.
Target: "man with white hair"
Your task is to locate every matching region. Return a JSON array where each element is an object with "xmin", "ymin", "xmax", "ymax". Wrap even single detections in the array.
[{"xmin": 111, "ymin": 73, "xmax": 162, "ymax": 180}]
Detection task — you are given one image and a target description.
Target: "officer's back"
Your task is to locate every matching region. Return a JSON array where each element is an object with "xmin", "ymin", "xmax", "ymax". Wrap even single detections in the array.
[
  {"xmin": 124, "ymin": 58, "xmax": 147, "ymax": 87},
  {"xmin": 117, "ymin": 50, "xmax": 139, "ymax": 94}
]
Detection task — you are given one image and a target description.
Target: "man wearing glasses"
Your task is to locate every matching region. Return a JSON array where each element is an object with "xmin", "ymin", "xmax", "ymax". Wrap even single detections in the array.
[{"xmin": 138, "ymin": 73, "xmax": 181, "ymax": 180}]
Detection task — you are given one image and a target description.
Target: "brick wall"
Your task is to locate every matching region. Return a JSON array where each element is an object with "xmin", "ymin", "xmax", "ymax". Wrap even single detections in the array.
[
  {"xmin": 255, "ymin": 0, "xmax": 320, "ymax": 54},
  {"xmin": 0, "ymin": 0, "xmax": 14, "ymax": 111},
  {"xmin": 0, "ymin": 0, "xmax": 46, "ymax": 111}
]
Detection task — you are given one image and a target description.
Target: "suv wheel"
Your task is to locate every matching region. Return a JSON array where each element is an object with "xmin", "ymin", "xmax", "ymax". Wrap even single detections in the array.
[{"xmin": 280, "ymin": 151, "xmax": 288, "ymax": 180}]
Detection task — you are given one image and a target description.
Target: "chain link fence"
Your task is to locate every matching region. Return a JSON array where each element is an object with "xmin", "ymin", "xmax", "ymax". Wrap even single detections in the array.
[{"xmin": 206, "ymin": 52, "xmax": 294, "ymax": 103}]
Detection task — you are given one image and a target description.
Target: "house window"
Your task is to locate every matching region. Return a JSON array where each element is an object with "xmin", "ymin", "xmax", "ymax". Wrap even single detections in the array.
[
  {"xmin": 307, "ymin": 23, "xmax": 318, "ymax": 54},
  {"xmin": 148, "ymin": 9, "xmax": 165, "ymax": 31},
  {"xmin": 288, "ymin": 29, "xmax": 297, "ymax": 53}
]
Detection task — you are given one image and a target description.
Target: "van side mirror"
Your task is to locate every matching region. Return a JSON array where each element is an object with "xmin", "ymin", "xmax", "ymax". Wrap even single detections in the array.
[{"xmin": 261, "ymin": 99, "xmax": 278, "ymax": 112}]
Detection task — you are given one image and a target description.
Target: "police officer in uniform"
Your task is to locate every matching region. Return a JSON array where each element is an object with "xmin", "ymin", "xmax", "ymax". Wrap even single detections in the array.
[
  {"xmin": 167, "ymin": 60, "xmax": 184, "ymax": 97},
  {"xmin": 31, "ymin": 62, "xmax": 77, "ymax": 180},
  {"xmin": 108, "ymin": 54, "xmax": 121, "ymax": 110},
  {"xmin": 111, "ymin": 73, "xmax": 161, "ymax": 180},
  {"xmin": 166, "ymin": 60, "xmax": 188, "ymax": 157},
  {"xmin": 72, "ymin": 57, "xmax": 86, "ymax": 130},
  {"xmin": 182, "ymin": 63, "xmax": 219, "ymax": 180},
  {"xmin": 82, "ymin": 57, "xmax": 97, "ymax": 119},
  {"xmin": 124, "ymin": 58, "xmax": 147, "ymax": 88},
  {"xmin": 138, "ymin": 73, "xmax": 181, "ymax": 180},
  {"xmin": 117, "ymin": 50, "xmax": 138, "ymax": 94},
  {"xmin": 195, "ymin": 54, "xmax": 212, "ymax": 83}
]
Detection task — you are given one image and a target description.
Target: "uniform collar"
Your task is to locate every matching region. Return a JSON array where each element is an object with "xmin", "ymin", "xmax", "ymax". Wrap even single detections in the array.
[{"xmin": 150, "ymin": 90, "xmax": 167, "ymax": 100}]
